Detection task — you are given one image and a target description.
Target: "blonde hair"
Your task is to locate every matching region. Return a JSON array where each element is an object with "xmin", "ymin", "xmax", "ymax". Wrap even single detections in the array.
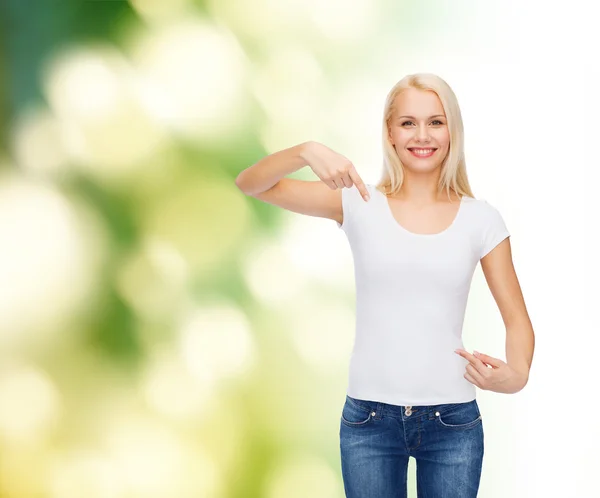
[{"xmin": 376, "ymin": 73, "xmax": 475, "ymax": 200}]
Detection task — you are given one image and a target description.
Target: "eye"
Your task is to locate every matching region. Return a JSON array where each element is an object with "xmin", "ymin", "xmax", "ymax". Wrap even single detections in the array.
[{"xmin": 401, "ymin": 120, "xmax": 445, "ymax": 126}]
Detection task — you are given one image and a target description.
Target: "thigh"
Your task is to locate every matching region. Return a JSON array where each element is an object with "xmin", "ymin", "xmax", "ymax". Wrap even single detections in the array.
[
  {"xmin": 339, "ymin": 396, "xmax": 409, "ymax": 498},
  {"xmin": 415, "ymin": 400, "xmax": 484, "ymax": 498}
]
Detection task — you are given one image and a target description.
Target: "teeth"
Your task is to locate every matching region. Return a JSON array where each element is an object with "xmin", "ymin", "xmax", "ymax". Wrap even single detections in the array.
[{"xmin": 410, "ymin": 149, "xmax": 435, "ymax": 155}]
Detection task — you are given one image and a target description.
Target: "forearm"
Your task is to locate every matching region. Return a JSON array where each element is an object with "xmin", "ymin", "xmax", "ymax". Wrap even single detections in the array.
[
  {"xmin": 235, "ymin": 141, "xmax": 312, "ymax": 195},
  {"xmin": 505, "ymin": 320, "xmax": 535, "ymax": 379}
]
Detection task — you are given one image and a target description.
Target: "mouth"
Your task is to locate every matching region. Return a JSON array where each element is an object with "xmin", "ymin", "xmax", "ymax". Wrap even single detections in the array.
[{"xmin": 407, "ymin": 148, "xmax": 437, "ymax": 158}]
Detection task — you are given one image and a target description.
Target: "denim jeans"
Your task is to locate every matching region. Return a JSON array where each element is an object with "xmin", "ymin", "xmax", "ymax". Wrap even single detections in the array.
[{"xmin": 339, "ymin": 394, "xmax": 484, "ymax": 497}]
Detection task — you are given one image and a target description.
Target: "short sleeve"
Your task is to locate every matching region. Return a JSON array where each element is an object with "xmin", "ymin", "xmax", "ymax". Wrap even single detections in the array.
[
  {"xmin": 480, "ymin": 201, "xmax": 510, "ymax": 259},
  {"xmin": 335, "ymin": 184, "xmax": 368, "ymax": 230}
]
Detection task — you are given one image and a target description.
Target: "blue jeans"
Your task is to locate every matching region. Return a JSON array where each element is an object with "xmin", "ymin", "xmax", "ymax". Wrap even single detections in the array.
[{"xmin": 339, "ymin": 394, "xmax": 484, "ymax": 497}]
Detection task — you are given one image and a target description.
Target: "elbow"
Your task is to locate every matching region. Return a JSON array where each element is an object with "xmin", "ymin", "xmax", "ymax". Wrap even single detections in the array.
[
  {"xmin": 512, "ymin": 371, "xmax": 529, "ymax": 394},
  {"xmin": 235, "ymin": 172, "xmax": 251, "ymax": 195}
]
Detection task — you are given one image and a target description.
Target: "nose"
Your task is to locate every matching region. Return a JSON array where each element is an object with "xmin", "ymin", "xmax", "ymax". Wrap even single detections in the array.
[{"xmin": 416, "ymin": 125, "xmax": 431, "ymax": 142}]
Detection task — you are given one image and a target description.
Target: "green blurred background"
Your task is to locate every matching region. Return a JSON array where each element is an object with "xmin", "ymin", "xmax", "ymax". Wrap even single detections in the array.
[{"xmin": 3, "ymin": 0, "xmax": 591, "ymax": 497}]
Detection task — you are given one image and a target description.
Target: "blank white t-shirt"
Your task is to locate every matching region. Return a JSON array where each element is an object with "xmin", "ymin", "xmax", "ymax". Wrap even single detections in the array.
[{"xmin": 336, "ymin": 183, "xmax": 510, "ymax": 406}]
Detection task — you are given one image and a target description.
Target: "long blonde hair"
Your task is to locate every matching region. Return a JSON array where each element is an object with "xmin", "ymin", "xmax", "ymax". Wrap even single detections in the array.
[{"xmin": 376, "ymin": 73, "xmax": 475, "ymax": 200}]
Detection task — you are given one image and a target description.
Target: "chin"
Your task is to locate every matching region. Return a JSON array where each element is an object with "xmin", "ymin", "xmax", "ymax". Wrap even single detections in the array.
[{"xmin": 403, "ymin": 158, "xmax": 444, "ymax": 171}]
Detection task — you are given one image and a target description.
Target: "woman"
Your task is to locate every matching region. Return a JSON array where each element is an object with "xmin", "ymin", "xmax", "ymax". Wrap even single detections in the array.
[{"xmin": 235, "ymin": 73, "xmax": 535, "ymax": 497}]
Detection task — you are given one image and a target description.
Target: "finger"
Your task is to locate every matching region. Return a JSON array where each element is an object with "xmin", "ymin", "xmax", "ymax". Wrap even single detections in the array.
[
  {"xmin": 464, "ymin": 371, "xmax": 482, "ymax": 389},
  {"xmin": 455, "ymin": 349, "xmax": 489, "ymax": 375},
  {"xmin": 466, "ymin": 363, "xmax": 486, "ymax": 385},
  {"xmin": 324, "ymin": 179, "xmax": 337, "ymax": 189},
  {"xmin": 456, "ymin": 349, "xmax": 487, "ymax": 365},
  {"xmin": 459, "ymin": 350, "xmax": 492, "ymax": 368},
  {"xmin": 348, "ymin": 166, "xmax": 370, "ymax": 201},
  {"xmin": 454, "ymin": 349, "xmax": 479, "ymax": 364},
  {"xmin": 340, "ymin": 173, "xmax": 353, "ymax": 188},
  {"xmin": 473, "ymin": 351, "xmax": 504, "ymax": 368}
]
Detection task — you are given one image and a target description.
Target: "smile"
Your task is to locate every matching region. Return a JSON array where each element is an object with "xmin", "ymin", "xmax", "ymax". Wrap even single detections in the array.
[{"xmin": 408, "ymin": 148, "xmax": 437, "ymax": 158}]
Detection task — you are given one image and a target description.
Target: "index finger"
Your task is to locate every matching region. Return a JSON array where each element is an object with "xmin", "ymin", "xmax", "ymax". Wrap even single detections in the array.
[
  {"xmin": 455, "ymin": 349, "xmax": 489, "ymax": 372},
  {"xmin": 348, "ymin": 166, "xmax": 370, "ymax": 201},
  {"xmin": 455, "ymin": 349, "xmax": 483, "ymax": 365}
]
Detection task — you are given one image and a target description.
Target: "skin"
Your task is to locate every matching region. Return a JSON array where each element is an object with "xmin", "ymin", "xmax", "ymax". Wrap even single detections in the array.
[
  {"xmin": 454, "ymin": 349, "xmax": 529, "ymax": 395},
  {"xmin": 387, "ymin": 87, "xmax": 453, "ymax": 205},
  {"xmin": 388, "ymin": 88, "xmax": 534, "ymax": 394}
]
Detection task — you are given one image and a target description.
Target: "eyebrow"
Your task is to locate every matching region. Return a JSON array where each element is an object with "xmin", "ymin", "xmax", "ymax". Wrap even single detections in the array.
[{"xmin": 397, "ymin": 114, "xmax": 445, "ymax": 119}]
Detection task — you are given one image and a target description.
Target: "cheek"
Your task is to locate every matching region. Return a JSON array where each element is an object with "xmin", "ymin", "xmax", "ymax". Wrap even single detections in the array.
[
  {"xmin": 438, "ymin": 130, "xmax": 450, "ymax": 146},
  {"xmin": 391, "ymin": 130, "xmax": 410, "ymax": 143}
]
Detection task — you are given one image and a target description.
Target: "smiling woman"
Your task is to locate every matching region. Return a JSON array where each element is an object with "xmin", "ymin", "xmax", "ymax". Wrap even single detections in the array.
[
  {"xmin": 383, "ymin": 86, "xmax": 452, "ymax": 191},
  {"xmin": 333, "ymin": 73, "xmax": 535, "ymax": 498},
  {"xmin": 235, "ymin": 72, "xmax": 534, "ymax": 498}
]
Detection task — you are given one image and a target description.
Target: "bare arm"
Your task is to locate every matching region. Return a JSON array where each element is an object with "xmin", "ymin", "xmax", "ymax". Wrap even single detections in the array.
[
  {"xmin": 235, "ymin": 142, "xmax": 311, "ymax": 196},
  {"xmin": 481, "ymin": 238, "xmax": 535, "ymax": 379},
  {"xmin": 235, "ymin": 141, "xmax": 369, "ymax": 224}
]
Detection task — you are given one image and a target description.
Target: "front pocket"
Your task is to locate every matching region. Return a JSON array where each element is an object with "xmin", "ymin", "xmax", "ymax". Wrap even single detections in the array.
[
  {"xmin": 436, "ymin": 403, "xmax": 482, "ymax": 429},
  {"xmin": 341, "ymin": 398, "xmax": 374, "ymax": 427}
]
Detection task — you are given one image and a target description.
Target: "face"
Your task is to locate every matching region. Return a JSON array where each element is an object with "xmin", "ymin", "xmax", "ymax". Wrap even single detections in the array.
[{"xmin": 387, "ymin": 88, "xmax": 450, "ymax": 172}]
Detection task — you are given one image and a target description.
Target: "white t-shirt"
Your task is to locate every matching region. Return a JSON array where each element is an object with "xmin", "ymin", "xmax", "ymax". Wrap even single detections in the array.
[{"xmin": 336, "ymin": 183, "xmax": 510, "ymax": 406}]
